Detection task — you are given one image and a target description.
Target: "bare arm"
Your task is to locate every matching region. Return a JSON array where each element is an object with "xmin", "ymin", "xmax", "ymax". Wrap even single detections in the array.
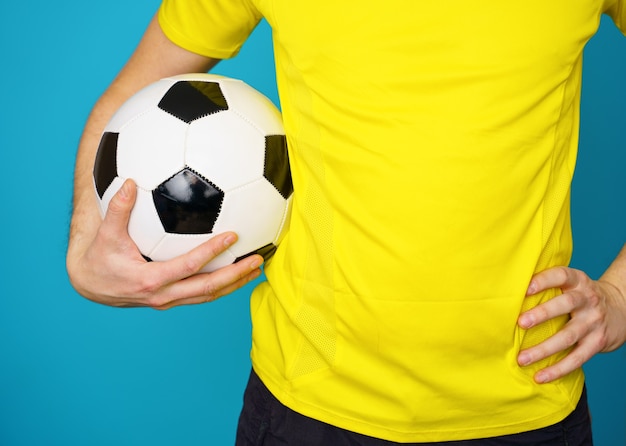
[{"xmin": 67, "ymin": 14, "xmax": 263, "ymax": 309}]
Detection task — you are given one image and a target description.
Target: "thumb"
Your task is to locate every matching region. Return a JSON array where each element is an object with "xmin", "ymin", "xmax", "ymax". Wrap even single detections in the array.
[{"xmin": 103, "ymin": 179, "xmax": 137, "ymax": 231}]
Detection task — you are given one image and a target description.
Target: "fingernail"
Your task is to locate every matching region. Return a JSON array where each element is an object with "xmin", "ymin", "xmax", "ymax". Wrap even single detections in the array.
[
  {"xmin": 535, "ymin": 372, "xmax": 549, "ymax": 384},
  {"xmin": 526, "ymin": 282, "xmax": 536, "ymax": 295},
  {"xmin": 119, "ymin": 182, "xmax": 129, "ymax": 199},
  {"xmin": 518, "ymin": 352, "xmax": 531, "ymax": 366},
  {"xmin": 519, "ymin": 314, "xmax": 534, "ymax": 328},
  {"xmin": 249, "ymin": 256, "xmax": 263, "ymax": 269},
  {"xmin": 223, "ymin": 234, "xmax": 237, "ymax": 247}
]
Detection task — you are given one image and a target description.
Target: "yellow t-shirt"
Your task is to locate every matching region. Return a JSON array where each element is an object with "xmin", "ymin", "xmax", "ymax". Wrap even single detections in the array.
[{"xmin": 159, "ymin": 1, "xmax": 625, "ymax": 442}]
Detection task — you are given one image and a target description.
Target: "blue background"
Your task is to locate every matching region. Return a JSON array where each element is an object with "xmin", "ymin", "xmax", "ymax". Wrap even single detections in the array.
[{"xmin": 0, "ymin": 1, "xmax": 624, "ymax": 444}]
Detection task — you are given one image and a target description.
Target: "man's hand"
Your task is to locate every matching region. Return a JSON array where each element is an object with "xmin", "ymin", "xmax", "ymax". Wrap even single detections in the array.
[
  {"xmin": 517, "ymin": 265, "xmax": 626, "ymax": 383},
  {"xmin": 67, "ymin": 179, "xmax": 263, "ymax": 310}
]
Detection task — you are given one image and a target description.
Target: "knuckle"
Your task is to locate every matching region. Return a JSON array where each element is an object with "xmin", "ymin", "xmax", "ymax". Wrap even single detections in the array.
[
  {"xmin": 563, "ymin": 292, "xmax": 578, "ymax": 309},
  {"xmin": 202, "ymin": 280, "xmax": 220, "ymax": 301},
  {"xmin": 144, "ymin": 294, "xmax": 169, "ymax": 309},
  {"xmin": 136, "ymin": 274, "xmax": 164, "ymax": 296},
  {"xmin": 586, "ymin": 290, "xmax": 602, "ymax": 308},
  {"xmin": 106, "ymin": 192, "xmax": 128, "ymax": 216},
  {"xmin": 594, "ymin": 331, "xmax": 609, "ymax": 352},
  {"xmin": 107, "ymin": 196, "xmax": 123, "ymax": 213},
  {"xmin": 206, "ymin": 240, "xmax": 225, "ymax": 258},
  {"xmin": 554, "ymin": 266, "xmax": 570, "ymax": 283},
  {"xmin": 534, "ymin": 306, "xmax": 549, "ymax": 322},
  {"xmin": 201, "ymin": 236, "xmax": 228, "ymax": 259},
  {"xmin": 562, "ymin": 329, "xmax": 579, "ymax": 348},
  {"xmin": 181, "ymin": 257, "xmax": 202, "ymax": 277},
  {"xmin": 572, "ymin": 268, "xmax": 593, "ymax": 289},
  {"xmin": 568, "ymin": 351, "xmax": 586, "ymax": 370},
  {"xmin": 570, "ymin": 267, "xmax": 583, "ymax": 277},
  {"xmin": 589, "ymin": 312, "xmax": 606, "ymax": 331}
]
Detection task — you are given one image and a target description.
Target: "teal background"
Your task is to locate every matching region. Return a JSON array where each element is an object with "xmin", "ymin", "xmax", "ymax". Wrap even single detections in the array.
[{"xmin": 0, "ymin": 1, "xmax": 624, "ymax": 444}]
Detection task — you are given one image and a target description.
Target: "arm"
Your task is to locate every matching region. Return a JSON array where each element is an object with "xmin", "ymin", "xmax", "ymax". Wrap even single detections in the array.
[
  {"xmin": 517, "ymin": 245, "xmax": 626, "ymax": 383},
  {"xmin": 66, "ymin": 14, "xmax": 263, "ymax": 309}
]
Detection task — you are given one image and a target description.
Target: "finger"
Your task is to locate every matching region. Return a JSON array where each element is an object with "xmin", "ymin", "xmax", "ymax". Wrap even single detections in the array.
[
  {"xmin": 153, "ymin": 262, "xmax": 263, "ymax": 310},
  {"xmin": 518, "ymin": 317, "xmax": 583, "ymax": 368},
  {"xmin": 150, "ymin": 232, "xmax": 242, "ymax": 284},
  {"xmin": 527, "ymin": 335, "xmax": 601, "ymax": 384},
  {"xmin": 128, "ymin": 232, "xmax": 241, "ymax": 305},
  {"xmin": 518, "ymin": 289, "xmax": 582, "ymax": 329},
  {"xmin": 169, "ymin": 253, "xmax": 263, "ymax": 302},
  {"xmin": 148, "ymin": 254, "xmax": 264, "ymax": 309},
  {"xmin": 526, "ymin": 266, "xmax": 581, "ymax": 296}
]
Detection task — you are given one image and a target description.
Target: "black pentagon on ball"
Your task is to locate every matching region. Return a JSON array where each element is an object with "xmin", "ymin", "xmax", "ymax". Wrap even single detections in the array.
[
  {"xmin": 158, "ymin": 80, "xmax": 228, "ymax": 123},
  {"xmin": 93, "ymin": 132, "xmax": 119, "ymax": 199},
  {"xmin": 264, "ymin": 135, "xmax": 293, "ymax": 199},
  {"xmin": 152, "ymin": 167, "xmax": 224, "ymax": 234},
  {"xmin": 235, "ymin": 243, "xmax": 278, "ymax": 263}
]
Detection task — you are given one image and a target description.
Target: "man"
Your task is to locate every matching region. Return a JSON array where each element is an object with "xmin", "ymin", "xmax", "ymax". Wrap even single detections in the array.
[{"xmin": 67, "ymin": 0, "xmax": 626, "ymax": 444}]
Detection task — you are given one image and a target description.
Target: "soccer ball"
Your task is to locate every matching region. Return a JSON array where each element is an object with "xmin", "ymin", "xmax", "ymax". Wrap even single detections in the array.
[{"xmin": 93, "ymin": 73, "xmax": 293, "ymax": 272}]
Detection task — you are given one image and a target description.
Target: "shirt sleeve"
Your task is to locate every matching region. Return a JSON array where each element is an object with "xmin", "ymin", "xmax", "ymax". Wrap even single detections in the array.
[
  {"xmin": 605, "ymin": 0, "xmax": 626, "ymax": 34},
  {"xmin": 158, "ymin": 0, "xmax": 263, "ymax": 59}
]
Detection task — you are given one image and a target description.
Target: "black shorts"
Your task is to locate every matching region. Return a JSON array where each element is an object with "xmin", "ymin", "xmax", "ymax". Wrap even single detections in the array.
[{"xmin": 235, "ymin": 370, "xmax": 593, "ymax": 446}]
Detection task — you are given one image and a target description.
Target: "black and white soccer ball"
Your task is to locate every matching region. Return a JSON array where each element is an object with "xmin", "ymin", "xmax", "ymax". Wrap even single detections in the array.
[{"xmin": 93, "ymin": 73, "xmax": 293, "ymax": 272}]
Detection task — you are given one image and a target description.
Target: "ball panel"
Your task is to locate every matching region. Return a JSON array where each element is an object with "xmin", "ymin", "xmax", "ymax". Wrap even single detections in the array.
[
  {"xmin": 152, "ymin": 168, "xmax": 224, "ymax": 234},
  {"xmin": 212, "ymin": 179, "xmax": 290, "ymax": 255},
  {"xmin": 116, "ymin": 108, "xmax": 187, "ymax": 190},
  {"xmin": 275, "ymin": 195, "xmax": 292, "ymax": 246},
  {"xmin": 264, "ymin": 135, "xmax": 293, "ymax": 200},
  {"xmin": 93, "ymin": 132, "xmax": 119, "ymax": 199},
  {"xmin": 186, "ymin": 112, "xmax": 266, "ymax": 190},
  {"xmin": 158, "ymin": 80, "xmax": 228, "ymax": 123},
  {"xmin": 200, "ymin": 252, "xmax": 238, "ymax": 272},
  {"xmin": 148, "ymin": 233, "xmax": 210, "ymax": 261},
  {"xmin": 149, "ymin": 233, "xmax": 237, "ymax": 273},
  {"xmin": 105, "ymin": 79, "xmax": 176, "ymax": 132},
  {"xmin": 219, "ymin": 79, "xmax": 284, "ymax": 135}
]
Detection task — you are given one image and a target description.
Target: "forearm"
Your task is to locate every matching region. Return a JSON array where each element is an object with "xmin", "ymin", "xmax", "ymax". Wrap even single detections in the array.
[
  {"xmin": 69, "ymin": 86, "xmax": 131, "ymax": 261},
  {"xmin": 598, "ymin": 243, "xmax": 626, "ymax": 351},
  {"xmin": 66, "ymin": 13, "xmax": 220, "ymax": 296}
]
